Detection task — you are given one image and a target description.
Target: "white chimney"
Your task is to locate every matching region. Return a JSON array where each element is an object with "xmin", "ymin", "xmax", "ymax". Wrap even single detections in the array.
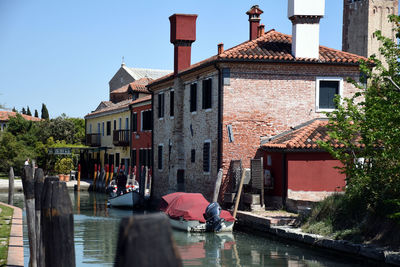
[{"xmin": 288, "ymin": 0, "xmax": 325, "ymax": 59}]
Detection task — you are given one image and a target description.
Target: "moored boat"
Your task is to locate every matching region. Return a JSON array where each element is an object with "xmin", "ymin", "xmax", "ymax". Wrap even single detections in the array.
[
  {"xmin": 160, "ymin": 192, "xmax": 235, "ymax": 232},
  {"xmin": 107, "ymin": 180, "xmax": 140, "ymax": 208}
]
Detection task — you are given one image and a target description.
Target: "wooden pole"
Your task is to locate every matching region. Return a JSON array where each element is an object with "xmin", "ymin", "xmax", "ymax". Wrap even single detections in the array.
[
  {"xmin": 8, "ymin": 167, "xmax": 14, "ymax": 205},
  {"xmin": 34, "ymin": 168, "xmax": 45, "ymax": 267},
  {"xmin": 93, "ymin": 163, "xmax": 97, "ymax": 191},
  {"xmin": 22, "ymin": 166, "xmax": 37, "ymax": 267},
  {"xmin": 104, "ymin": 164, "xmax": 109, "ymax": 188},
  {"xmin": 77, "ymin": 164, "xmax": 81, "ymax": 191},
  {"xmin": 233, "ymin": 168, "xmax": 247, "ymax": 219},
  {"xmin": 41, "ymin": 177, "xmax": 75, "ymax": 267},
  {"xmin": 114, "ymin": 213, "xmax": 182, "ymax": 267},
  {"xmin": 212, "ymin": 168, "xmax": 223, "ymax": 203}
]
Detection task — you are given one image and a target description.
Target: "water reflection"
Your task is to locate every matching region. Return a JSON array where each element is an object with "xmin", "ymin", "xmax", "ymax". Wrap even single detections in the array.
[{"xmin": 0, "ymin": 192, "xmax": 384, "ymax": 267}]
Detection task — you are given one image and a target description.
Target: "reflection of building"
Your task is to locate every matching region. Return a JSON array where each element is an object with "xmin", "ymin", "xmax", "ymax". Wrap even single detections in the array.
[
  {"xmin": 0, "ymin": 110, "xmax": 41, "ymax": 131},
  {"xmin": 149, "ymin": 4, "xmax": 365, "ymax": 201},
  {"xmin": 342, "ymin": 0, "xmax": 398, "ymax": 62},
  {"xmin": 83, "ymin": 64, "xmax": 169, "ymax": 178}
]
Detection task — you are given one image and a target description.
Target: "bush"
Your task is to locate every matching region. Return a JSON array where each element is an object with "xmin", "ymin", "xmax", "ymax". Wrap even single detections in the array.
[{"xmin": 55, "ymin": 158, "xmax": 74, "ymax": 174}]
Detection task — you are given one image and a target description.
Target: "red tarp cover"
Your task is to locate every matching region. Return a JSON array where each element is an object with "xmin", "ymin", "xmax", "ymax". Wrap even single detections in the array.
[{"xmin": 161, "ymin": 192, "xmax": 235, "ymax": 223}]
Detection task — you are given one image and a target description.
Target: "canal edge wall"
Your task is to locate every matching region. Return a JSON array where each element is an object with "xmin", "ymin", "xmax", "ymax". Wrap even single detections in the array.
[
  {"xmin": 0, "ymin": 202, "xmax": 24, "ymax": 267},
  {"xmin": 235, "ymin": 211, "xmax": 400, "ymax": 266}
]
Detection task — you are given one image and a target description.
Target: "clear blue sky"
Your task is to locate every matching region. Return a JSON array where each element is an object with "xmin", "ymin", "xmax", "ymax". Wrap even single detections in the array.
[{"xmin": 0, "ymin": 0, "xmax": 349, "ymax": 118}]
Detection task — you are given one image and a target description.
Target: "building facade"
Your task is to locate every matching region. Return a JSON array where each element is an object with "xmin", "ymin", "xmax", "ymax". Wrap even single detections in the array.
[
  {"xmin": 149, "ymin": 4, "xmax": 366, "ymax": 202},
  {"xmin": 342, "ymin": 0, "xmax": 398, "ymax": 61}
]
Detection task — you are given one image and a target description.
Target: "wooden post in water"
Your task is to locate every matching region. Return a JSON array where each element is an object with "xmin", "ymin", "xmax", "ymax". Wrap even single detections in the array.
[
  {"xmin": 114, "ymin": 213, "xmax": 182, "ymax": 267},
  {"xmin": 34, "ymin": 168, "xmax": 45, "ymax": 267},
  {"xmin": 41, "ymin": 177, "xmax": 75, "ymax": 267},
  {"xmin": 8, "ymin": 167, "xmax": 14, "ymax": 205},
  {"xmin": 77, "ymin": 164, "xmax": 81, "ymax": 191},
  {"xmin": 22, "ymin": 166, "xmax": 37, "ymax": 267},
  {"xmin": 212, "ymin": 168, "xmax": 223, "ymax": 203},
  {"xmin": 233, "ymin": 168, "xmax": 247, "ymax": 218}
]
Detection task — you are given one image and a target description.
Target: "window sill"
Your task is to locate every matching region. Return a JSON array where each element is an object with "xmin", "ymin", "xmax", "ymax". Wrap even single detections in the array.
[
  {"xmin": 170, "ymin": 116, "xmax": 174, "ymax": 119},
  {"xmin": 204, "ymin": 108, "xmax": 212, "ymax": 113},
  {"xmin": 316, "ymin": 108, "xmax": 336, "ymax": 113},
  {"xmin": 191, "ymin": 111, "xmax": 197, "ymax": 115}
]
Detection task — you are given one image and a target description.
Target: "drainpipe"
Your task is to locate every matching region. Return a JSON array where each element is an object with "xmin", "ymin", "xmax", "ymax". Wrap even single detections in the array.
[
  {"xmin": 150, "ymin": 90, "xmax": 155, "ymax": 201},
  {"xmin": 214, "ymin": 63, "xmax": 223, "ymax": 171},
  {"xmin": 282, "ymin": 152, "xmax": 287, "ymax": 207}
]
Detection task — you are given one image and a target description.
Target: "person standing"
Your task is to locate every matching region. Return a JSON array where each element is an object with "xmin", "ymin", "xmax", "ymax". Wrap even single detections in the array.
[
  {"xmin": 24, "ymin": 158, "xmax": 29, "ymax": 166},
  {"xmin": 116, "ymin": 169, "xmax": 127, "ymax": 195}
]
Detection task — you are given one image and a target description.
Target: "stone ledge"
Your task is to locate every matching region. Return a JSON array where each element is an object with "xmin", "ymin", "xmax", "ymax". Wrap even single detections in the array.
[{"xmin": 235, "ymin": 211, "xmax": 400, "ymax": 266}]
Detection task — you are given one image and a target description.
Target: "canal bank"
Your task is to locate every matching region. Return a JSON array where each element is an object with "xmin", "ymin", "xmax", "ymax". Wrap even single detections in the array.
[
  {"xmin": 0, "ymin": 179, "xmax": 91, "ymax": 193},
  {"xmin": 235, "ymin": 210, "xmax": 400, "ymax": 266}
]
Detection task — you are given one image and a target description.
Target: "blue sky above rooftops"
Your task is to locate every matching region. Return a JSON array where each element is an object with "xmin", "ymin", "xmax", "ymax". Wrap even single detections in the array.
[{"xmin": 0, "ymin": 0, "xmax": 394, "ymax": 118}]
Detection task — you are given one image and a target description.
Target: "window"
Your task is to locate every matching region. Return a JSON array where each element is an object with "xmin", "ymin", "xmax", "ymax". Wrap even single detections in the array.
[
  {"xmin": 158, "ymin": 93, "xmax": 164, "ymax": 118},
  {"xmin": 102, "ymin": 122, "xmax": 104, "ymax": 136},
  {"xmin": 97, "ymin": 123, "xmax": 100, "ymax": 134},
  {"xmin": 106, "ymin": 121, "xmax": 111, "ymax": 136},
  {"xmin": 191, "ymin": 149, "xmax": 195, "ymax": 163},
  {"xmin": 158, "ymin": 144, "xmax": 163, "ymax": 170},
  {"xmin": 222, "ymin": 68, "xmax": 230, "ymax": 85},
  {"xmin": 170, "ymin": 90, "xmax": 174, "ymax": 117},
  {"xmin": 119, "ymin": 118, "xmax": 122, "ymax": 130},
  {"xmin": 132, "ymin": 113, "xmax": 137, "ymax": 132},
  {"xmin": 316, "ymin": 77, "xmax": 342, "ymax": 111},
  {"xmin": 141, "ymin": 110, "xmax": 152, "ymax": 131},
  {"xmin": 113, "ymin": 120, "xmax": 116, "ymax": 130},
  {"xmin": 203, "ymin": 141, "xmax": 211, "ymax": 173},
  {"xmin": 190, "ymin": 83, "xmax": 197, "ymax": 112},
  {"xmin": 89, "ymin": 124, "xmax": 92, "ymax": 134},
  {"xmin": 131, "ymin": 149, "xmax": 137, "ymax": 168},
  {"xmin": 202, "ymin": 79, "xmax": 212, "ymax": 110},
  {"xmin": 125, "ymin": 117, "xmax": 129, "ymax": 130}
]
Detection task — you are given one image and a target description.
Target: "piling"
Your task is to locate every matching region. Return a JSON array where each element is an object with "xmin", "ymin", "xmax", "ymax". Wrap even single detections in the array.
[
  {"xmin": 8, "ymin": 167, "xmax": 14, "ymax": 205},
  {"xmin": 34, "ymin": 168, "xmax": 45, "ymax": 267}
]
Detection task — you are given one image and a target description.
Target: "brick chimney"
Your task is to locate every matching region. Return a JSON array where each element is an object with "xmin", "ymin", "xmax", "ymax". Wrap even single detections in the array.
[
  {"xmin": 169, "ymin": 14, "xmax": 198, "ymax": 75},
  {"xmin": 288, "ymin": 0, "xmax": 325, "ymax": 59},
  {"xmin": 246, "ymin": 5, "xmax": 263, "ymax": 41}
]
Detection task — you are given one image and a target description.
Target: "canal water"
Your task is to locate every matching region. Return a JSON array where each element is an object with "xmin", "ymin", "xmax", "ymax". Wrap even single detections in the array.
[{"xmin": 1, "ymin": 191, "xmax": 383, "ymax": 266}]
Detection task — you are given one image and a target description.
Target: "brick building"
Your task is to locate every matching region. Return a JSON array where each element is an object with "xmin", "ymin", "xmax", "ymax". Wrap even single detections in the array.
[{"xmin": 148, "ymin": 3, "xmax": 366, "ymax": 201}]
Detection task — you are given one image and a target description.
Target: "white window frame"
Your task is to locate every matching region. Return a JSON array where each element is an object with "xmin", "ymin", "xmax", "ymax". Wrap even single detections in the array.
[
  {"xmin": 158, "ymin": 92, "xmax": 165, "ymax": 120},
  {"xmin": 203, "ymin": 139, "xmax": 211, "ymax": 175},
  {"xmin": 315, "ymin": 77, "xmax": 343, "ymax": 112}
]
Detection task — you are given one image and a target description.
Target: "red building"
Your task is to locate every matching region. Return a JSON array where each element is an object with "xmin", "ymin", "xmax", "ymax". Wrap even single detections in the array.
[
  {"xmin": 260, "ymin": 119, "xmax": 346, "ymax": 210},
  {"xmin": 129, "ymin": 95, "xmax": 152, "ymax": 179}
]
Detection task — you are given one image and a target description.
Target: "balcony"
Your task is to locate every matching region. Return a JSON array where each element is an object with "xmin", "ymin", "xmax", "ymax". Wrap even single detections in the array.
[
  {"xmin": 86, "ymin": 133, "xmax": 101, "ymax": 147},
  {"xmin": 113, "ymin": 130, "xmax": 130, "ymax": 146}
]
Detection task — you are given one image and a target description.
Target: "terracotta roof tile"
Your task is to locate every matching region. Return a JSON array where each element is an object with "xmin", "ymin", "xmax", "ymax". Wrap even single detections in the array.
[
  {"xmin": 149, "ymin": 29, "xmax": 367, "ymax": 87},
  {"xmin": 0, "ymin": 111, "xmax": 42, "ymax": 122},
  {"xmin": 111, "ymin": 78, "xmax": 153, "ymax": 94},
  {"xmin": 261, "ymin": 119, "xmax": 346, "ymax": 150}
]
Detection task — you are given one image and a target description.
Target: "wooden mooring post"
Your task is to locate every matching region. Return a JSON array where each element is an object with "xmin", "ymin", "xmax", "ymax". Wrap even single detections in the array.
[
  {"xmin": 34, "ymin": 168, "xmax": 45, "ymax": 267},
  {"xmin": 114, "ymin": 213, "xmax": 182, "ymax": 267},
  {"xmin": 41, "ymin": 177, "xmax": 76, "ymax": 267},
  {"xmin": 22, "ymin": 166, "xmax": 37, "ymax": 267},
  {"xmin": 8, "ymin": 167, "xmax": 14, "ymax": 205}
]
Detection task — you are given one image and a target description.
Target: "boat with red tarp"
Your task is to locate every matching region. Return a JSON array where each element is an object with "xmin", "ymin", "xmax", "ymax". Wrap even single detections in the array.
[{"xmin": 160, "ymin": 192, "xmax": 235, "ymax": 232}]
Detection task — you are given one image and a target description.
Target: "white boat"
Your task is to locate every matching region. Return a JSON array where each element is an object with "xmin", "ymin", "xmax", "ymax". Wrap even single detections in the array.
[
  {"xmin": 108, "ymin": 189, "xmax": 140, "ymax": 208},
  {"xmin": 160, "ymin": 192, "xmax": 235, "ymax": 233}
]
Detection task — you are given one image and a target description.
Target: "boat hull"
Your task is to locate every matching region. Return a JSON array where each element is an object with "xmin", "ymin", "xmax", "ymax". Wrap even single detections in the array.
[
  {"xmin": 169, "ymin": 217, "xmax": 234, "ymax": 233},
  {"xmin": 108, "ymin": 191, "xmax": 139, "ymax": 208}
]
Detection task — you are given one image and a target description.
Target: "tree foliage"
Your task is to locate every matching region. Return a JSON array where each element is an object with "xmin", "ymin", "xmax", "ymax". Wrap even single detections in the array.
[
  {"xmin": 34, "ymin": 109, "xmax": 39, "ymax": 118},
  {"xmin": 26, "ymin": 106, "xmax": 32, "ymax": 116},
  {"xmin": 41, "ymin": 103, "xmax": 49, "ymax": 120},
  {"xmin": 321, "ymin": 15, "xmax": 400, "ymax": 221}
]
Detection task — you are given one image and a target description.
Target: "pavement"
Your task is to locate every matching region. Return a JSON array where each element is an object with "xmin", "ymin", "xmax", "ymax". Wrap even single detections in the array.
[{"xmin": 0, "ymin": 178, "xmax": 91, "ymax": 193}]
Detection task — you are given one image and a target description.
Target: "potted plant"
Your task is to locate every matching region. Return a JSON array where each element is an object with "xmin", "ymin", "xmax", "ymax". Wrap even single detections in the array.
[
  {"xmin": 55, "ymin": 158, "xmax": 64, "ymax": 181},
  {"xmin": 60, "ymin": 158, "xmax": 74, "ymax": 182}
]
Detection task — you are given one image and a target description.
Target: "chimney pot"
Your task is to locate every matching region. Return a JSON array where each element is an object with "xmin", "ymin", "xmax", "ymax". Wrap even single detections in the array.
[
  {"xmin": 246, "ymin": 5, "xmax": 264, "ymax": 41},
  {"xmin": 218, "ymin": 43, "xmax": 224, "ymax": 55},
  {"xmin": 257, "ymin": 24, "xmax": 265, "ymax": 38},
  {"xmin": 169, "ymin": 14, "xmax": 198, "ymax": 75}
]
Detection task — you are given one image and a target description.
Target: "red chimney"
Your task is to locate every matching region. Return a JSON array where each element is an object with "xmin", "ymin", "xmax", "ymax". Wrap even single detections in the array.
[
  {"xmin": 169, "ymin": 14, "xmax": 198, "ymax": 75},
  {"xmin": 246, "ymin": 5, "xmax": 263, "ymax": 41}
]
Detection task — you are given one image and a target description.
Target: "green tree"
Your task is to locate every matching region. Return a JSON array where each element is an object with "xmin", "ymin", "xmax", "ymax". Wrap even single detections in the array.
[
  {"xmin": 41, "ymin": 103, "xmax": 49, "ymax": 120},
  {"xmin": 34, "ymin": 109, "xmax": 39, "ymax": 118},
  {"xmin": 21, "ymin": 107, "xmax": 26, "ymax": 115},
  {"xmin": 26, "ymin": 106, "xmax": 32, "ymax": 116},
  {"xmin": 321, "ymin": 15, "xmax": 400, "ymax": 221},
  {"xmin": 12, "ymin": 107, "xmax": 17, "ymax": 112}
]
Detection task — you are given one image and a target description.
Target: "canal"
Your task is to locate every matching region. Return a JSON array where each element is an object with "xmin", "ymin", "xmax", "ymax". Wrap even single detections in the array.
[{"xmin": 1, "ymin": 191, "xmax": 381, "ymax": 266}]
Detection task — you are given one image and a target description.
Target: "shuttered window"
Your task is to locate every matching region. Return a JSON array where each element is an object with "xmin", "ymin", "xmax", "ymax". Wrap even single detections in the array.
[
  {"xmin": 190, "ymin": 83, "xmax": 197, "ymax": 112},
  {"xmin": 132, "ymin": 113, "xmax": 137, "ymax": 132},
  {"xmin": 158, "ymin": 145, "xmax": 163, "ymax": 170},
  {"xmin": 141, "ymin": 110, "xmax": 152, "ymax": 131},
  {"xmin": 170, "ymin": 90, "xmax": 174, "ymax": 117},
  {"xmin": 202, "ymin": 79, "xmax": 212, "ymax": 109},
  {"xmin": 158, "ymin": 93, "xmax": 164, "ymax": 118},
  {"xmin": 203, "ymin": 141, "xmax": 210, "ymax": 173}
]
